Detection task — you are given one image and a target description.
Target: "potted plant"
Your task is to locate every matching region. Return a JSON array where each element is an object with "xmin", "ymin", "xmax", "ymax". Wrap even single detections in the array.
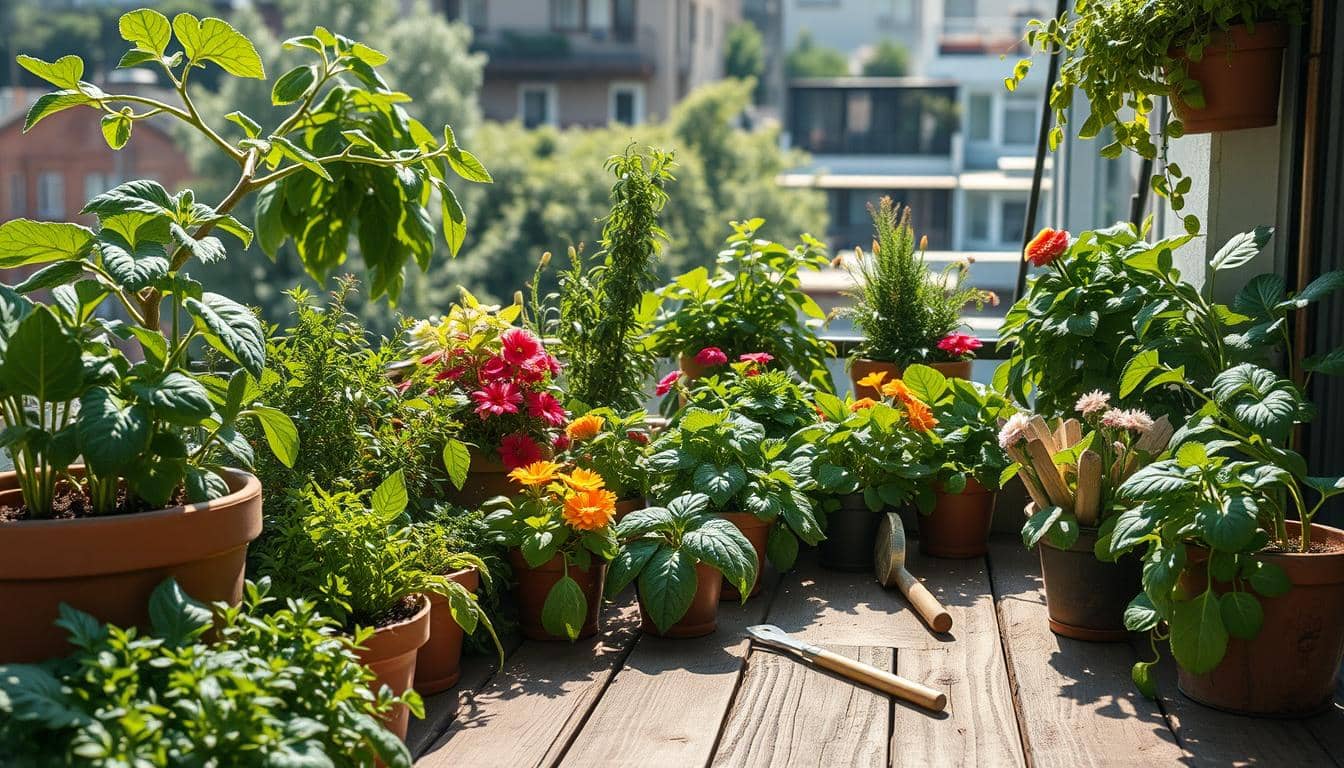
[
  {"xmin": 0, "ymin": 579, "xmax": 418, "ymax": 766},
  {"xmin": 406, "ymin": 514, "xmax": 494, "ymax": 695},
  {"xmin": 900, "ymin": 365, "xmax": 1016, "ymax": 559},
  {"xmin": 559, "ymin": 408, "xmax": 652, "ymax": 519},
  {"xmin": 485, "ymin": 460, "xmax": 620, "ymax": 641},
  {"xmin": 1009, "ymin": 1, "xmax": 1305, "ymax": 227},
  {"xmin": 678, "ymin": 353, "xmax": 818, "ymax": 440},
  {"xmin": 403, "ymin": 294, "xmax": 567, "ymax": 507},
  {"xmin": 1003, "ymin": 398, "xmax": 1170, "ymax": 641},
  {"xmin": 605, "ymin": 493, "xmax": 758, "ymax": 637},
  {"xmin": 842, "ymin": 198, "xmax": 994, "ymax": 398},
  {"xmin": 644, "ymin": 407, "xmax": 823, "ymax": 598},
  {"xmin": 648, "ymin": 219, "xmax": 835, "ymax": 390}
]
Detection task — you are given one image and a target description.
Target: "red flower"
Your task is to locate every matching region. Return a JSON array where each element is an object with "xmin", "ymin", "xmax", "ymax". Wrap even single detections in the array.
[
  {"xmin": 1024, "ymin": 228, "xmax": 1070, "ymax": 267},
  {"xmin": 517, "ymin": 357, "xmax": 548, "ymax": 384},
  {"xmin": 739, "ymin": 352, "xmax": 774, "ymax": 365},
  {"xmin": 471, "ymin": 380, "xmax": 522, "ymax": 417},
  {"xmin": 480, "ymin": 355, "xmax": 510, "ymax": 382},
  {"xmin": 544, "ymin": 354, "xmax": 562, "ymax": 377},
  {"xmin": 526, "ymin": 390, "xmax": 568, "ymax": 427},
  {"xmin": 694, "ymin": 346, "xmax": 727, "ymax": 366},
  {"xmin": 936, "ymin": 332, "xmax": 983, "ymax": 358},
  {"xmin": 655, "ymin": 370, "xmax": 680, "ymax": 396},
  {"xmin": 501, "ymin": 328, "xmax": 544, "ymax": 367},
  {"xmin": 499, "ymin": 433, "xmax": 543, "ymax": 470},
  {"xmin": 553, "ymin": 433, "xmax": 572, "ymax": 451},
  {"xmin": 396, "ymin": 379, "xmax": 414, "ymax": 393},
  {"xmin": 419, "ymin": 351, "xmax": 443, "ymax": 366},
  {"xmin": 627, "ymin": 430, "xmax": 649, "ymax": 445},
  {"xmin": 434, "ymin": 365, "xmax": 465, "ymax": 382}
]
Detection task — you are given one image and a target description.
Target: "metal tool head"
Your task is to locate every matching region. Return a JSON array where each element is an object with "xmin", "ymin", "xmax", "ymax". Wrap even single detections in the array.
[
  {"xmin": 873, "ymin": 512, "xmax": 907, "ymax": 586},
  {"xmin": 745, "ymin": 624, "xmax": 820, "ymax": 657}
]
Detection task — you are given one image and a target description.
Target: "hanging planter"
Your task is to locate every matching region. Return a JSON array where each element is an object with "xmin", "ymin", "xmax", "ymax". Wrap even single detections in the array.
[{"xmin": 1171, "ymin": 23, "xmax": 1289, "ymax": 134}]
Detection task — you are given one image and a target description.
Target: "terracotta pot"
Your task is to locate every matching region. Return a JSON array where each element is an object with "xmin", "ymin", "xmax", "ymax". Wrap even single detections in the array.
[
  {"xmin": 1176, "ymin": 521, "xmax": 1344, "ymax": 717},
  {"xmin": 1034, "ymin": 509, "xmax": 1141, "ymax": 642},
  {"xmin": 443, "ymin": 451, "xmax": 516, "ymax": 510},
  {"xmin": 413, "ymin": 567, "xmax": 479, "ymax": 695},
  {"xmin": 818, "ymin": 494, "xmax": 881, "ymax": 571},
  {"xmin": 0, "ymin": 467, "xmax": 262, "ymax": 663},
  {"xmin": 921, "ymin": 478, "xmax": 997, "ymax": 559},
  {"xmin": 719, "ymin": 512, "xmax": 770, "ymax": 600},
  {"xmin": 614, "ymin": 496, "xmax": 646, "ymax": 522},
  {"xmin": 357, "ymin": 596, "xmax": 431, "ymax": 742},
  {"xmin": 849, "ymin": 358, "xmax": 972, "ymax": 400},
  {"xmin": 507, "ymin": 549, "xmax": 606, "ymax": 641},
  {"xmin": 638, "ymin": 560, "xmax": 722, "ymax": 637},
  {"xmin": 678, "ymin": 353, "xmax": 724, "ymax": 382},
  {"xmin": 1171, "ymin": 22, "xmax": 1288, "ymax": 134}
]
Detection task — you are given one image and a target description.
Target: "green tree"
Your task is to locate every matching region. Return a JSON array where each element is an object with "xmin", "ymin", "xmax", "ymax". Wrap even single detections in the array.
[
  {"xmin": 724, "ymin": 21, "xmax": 765, "ymax": 101},
  {"xmin": 863, "ymin": 40, "xmax": 909, "ymax": 77},
  {"xmin": 786, "ymin": 31, "xmax": 848, "ymax": 78}
]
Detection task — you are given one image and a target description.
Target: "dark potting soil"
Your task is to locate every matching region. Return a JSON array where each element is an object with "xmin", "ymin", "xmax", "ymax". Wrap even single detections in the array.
[
  {"xmin": 1262, "ymin": 536, "xmax": 1344, "ymax": 555},
  {"xmin": 0, "ymin": 486, "xmax": 186, "ymax": 523},
  {"xmin": 370, "ymin": 594, "xmax": 424, "ymax": 630}
]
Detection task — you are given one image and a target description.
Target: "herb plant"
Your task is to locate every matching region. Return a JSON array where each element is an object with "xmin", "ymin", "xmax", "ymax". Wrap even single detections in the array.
[
  {"xmin": 680, "ymin": 354, "xmax": 817, "ymax": 440},
  {"xmin": 0, "ymin": 578, "xmax": 415, "ymax": 767},
  {"xmin": 605, "ymin": 493, "xmax": 758, "ymax": 632},
  {"xmin": 900, "ymin": 364, "xmax": 1015, "ymax": 497},
  {"xmin": 560, "ymin": 409, "xmax": 652, "ymax": 501}
]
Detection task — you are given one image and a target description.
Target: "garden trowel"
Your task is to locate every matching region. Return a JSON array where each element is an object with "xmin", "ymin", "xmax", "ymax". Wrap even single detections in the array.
[{"xmin": 874, "ymin": 512, "xmax": 953, "ymax": 633}]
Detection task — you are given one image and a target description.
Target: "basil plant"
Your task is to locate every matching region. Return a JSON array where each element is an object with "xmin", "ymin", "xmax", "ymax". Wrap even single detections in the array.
[{"xmin": 2, "ymin": 9, "xmax": 486, "ymax": 517}]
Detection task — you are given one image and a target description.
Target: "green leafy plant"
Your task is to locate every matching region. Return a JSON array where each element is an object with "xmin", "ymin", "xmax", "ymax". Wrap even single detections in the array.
[
  {"xmin": 840, "ymin": 198, "xmax": 992, "ymax": 367},
  {"xmin": 901, "ymin": 364, "xmax": 1016, "ymax": 497},
  {"xmin": 1007, "ymin": 0, "xmax": 1304, "ymax": 226},
  {"xmin": 786, "ymin": 30, "xmax": 848, "ymax": 78},
  {"xmin": 862, "ymin": 40, "xmax": 910, "ymax": 77},
  {"xmin": 649, "ymin": 218, "xmax": 835, "ymax": 389},
  {"xmin": 644, "ymin": 407, "xmax": 822, "ymax": 571},
  {"xmin": 559, "ymin": 409, "xmax": 652, "ymax": 501},
  {"xmin": 605, "ymin": 493, "xmax": 758, "ymax": 632},
  {"xmin": 679, "ymin": 354, "xmax": 817, "ymax": 440},
  {"xmin": 0, "ymin": 578, "xmax": 415, "ymax": 767}
]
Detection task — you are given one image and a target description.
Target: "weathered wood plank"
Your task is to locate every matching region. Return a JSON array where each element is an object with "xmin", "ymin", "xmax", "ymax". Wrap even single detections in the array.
[
  {"xmin": 711, "ymin": 645, "xmax": 890, "ymax": 768},
  {"xmin": 416, "ymin": 601, "xmax": 639, "ymax": 768},
  {"xmin": 1305, "ymin": 685, "xmax": 1344, "ymax": 763},
  {"xmin": 409, "ymin": 633, "xmax": 525, "ymax": 758},
  {"xmin": 557, "ymin": 575, "xmax": 781, "ymax": 768},
  {"xmin": 987, "ymin": 540, "xmax": 1186, "ymax": 768}
]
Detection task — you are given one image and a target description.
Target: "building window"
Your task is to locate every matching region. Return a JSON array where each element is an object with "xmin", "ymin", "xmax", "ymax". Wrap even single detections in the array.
[
  {"xmin": 444, "ymin": 0, "xmax": 486, "ymax": 29},
  {"xmin": 612, "ymin": 0, "xmax": 636, "ymax": 39},
  {"xmin": 8, "ymin": 174, "xmax": 25, "ymax": 217},
  {"xmin": 520, "ymin": 85, "xmax": 556, "ymax": 128},
  {"xmin": 1000, "ymin": 199, "xmax": 1028, "ymax": 245},
  {"xmin": 551, "ymin": 0, "xmax": 584, "ymax": 30},
  {"xmin": 84, "ymin": 172, "xmax": 119, "ymax": 202},
  {"xmin": 945, "ymin": 0, "xmax": 976, "ymax": 18},
  {"xmin": 610, "ymin": 83, "xmax": 645, "ymax": 125},
  {"xmin": 966, "ymin": 193, "xmax": 991, "ymax": 243},
  {"xmin": 967, "ymin": 93, "xmax": 992, "ymax": 142},
  {"xmin": 36, "ymin": 172, "xmax": 64, "ymax": 218},
  {"xmin": 1002, "ymin": 95, "xmax": 1039, "ymax": 146}
]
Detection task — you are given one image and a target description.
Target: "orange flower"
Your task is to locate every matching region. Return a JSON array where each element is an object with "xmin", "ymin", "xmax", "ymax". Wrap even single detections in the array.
[
  {"xmin": 881, "ymin": 379, "xmax": 914, "ymax": 403},
  {"xmin": 1024, "ymin": 228, "xmax": 1070, "ymax": 267},
  {"xmin": 906, "ymin": 398, "xmax": 939, "ymax": 432},
  {"xmin": 563, "ymin": 488, "xmax": 617, "ymax": 531},
  {"xmin": 565, "ymin": 413, "xmax": 605, "ymax": 441},
  {"xmin": 857, "ymin": 371, "xmax": 888, "ymax": 390},
  {"xmin": 563, "ymin": 467, "xmax": 606, "ymax": 492},
  {"xmin": 508, "ymin": 460, "xmax": 564, "ymax": 488},
  {"xmin": 850, "ymin": 397, "xmax": 878, "ymax": 411}
]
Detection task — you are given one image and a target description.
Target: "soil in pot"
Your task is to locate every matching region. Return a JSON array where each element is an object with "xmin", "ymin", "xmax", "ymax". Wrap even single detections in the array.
[
  {"xmin": 1176, "ymin": 520, "xmax": 1344, "ymax": 717},
  {"xmin": 921, "ymin": 478, "xmax": 996, "ymax": 559},
  {"xmin": 719, "ymin": 512, "xmax": 770, "ymax": 599},
  {"xmin": 638, "ymin": 561, "xmax": 723, "ymax": 637},
  {"xmin": 819, "ymin": 494, "xmax": 882, "ymax": 571},
  {"xmin": 1172, "ymin": 22, "xmax": 1289, "ymax": 134},
  {"xmin": 413, "ymin": 567, "xmax": 479, "ymax": 695},
  {"xmin": 849, "ymin": 358, "xmax": 971, "ymax": 400},
  {"xmin": 356, "ymin": 595, "xmax": 431, "ymax": 742},
  {"xmin": 1033, "ymin": 507, "xmax": 1141, "ymax": 642},
  {"xmin": 0, "ymin": 467, "xmax": 262, "ymax": 663},
  {"xmin": 508, "ymin": 550, "xmax": 606, "ymax": 641}
]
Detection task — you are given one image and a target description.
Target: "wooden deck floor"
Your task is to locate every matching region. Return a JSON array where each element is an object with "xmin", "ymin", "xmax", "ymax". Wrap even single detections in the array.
[{"xmin": 409, "ymin": 538, "xmax": 1344, "ymax": 767}]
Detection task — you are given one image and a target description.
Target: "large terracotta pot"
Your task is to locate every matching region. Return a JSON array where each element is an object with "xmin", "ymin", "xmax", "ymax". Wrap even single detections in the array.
[
  {"xmin": 507, "ymin": 550, "xmax": 606, "ymax": 641},
  {"xmin": 0, "ymin": 467, "xmax": 262, "ymax": 663},
  {"xmin": 1032, "ymin": 505, "xmax": 1141, "ymax": 642},
  {"xmin": 357, "ymin": 596, "xmax": 431, "ymax": 742},
  {"xmin": 818, "ymin": 494, "xmax": 881, "ymax": 572},
  {"xmin": 1172, "ymin": 22, "xmax": 1288, "ymax": 134},
  {"xmin": 638, "ymin": 560, "xmax": 722, "ymax": 637},
  {"xmin": 719, "ymin": 512, "xmax": 770, "ymax": 600},
  {"xmin": 849, "ymin": 358, "xmax": 972, "ymax": 400},
  {"xmin": 413, "ymin": 567, "xmax": 479, "ymax": 695},
  {"xmin": 443, "ymin": 451, "xmax": 516, "ymax": 510},
  {"xmin": 614, "ymin": 496, "xmax": 646, "ymax": 522},
  {"xmin": 1177, "ymin": 521, "xmax": 1344, "ymax": 717},
  {"xmin": 678, "ymin": 353, "xmax": 722, "ymax": 383},
  {"xmin": 921, "ymin": 478, "xmax": 997, "ymax": 559}
]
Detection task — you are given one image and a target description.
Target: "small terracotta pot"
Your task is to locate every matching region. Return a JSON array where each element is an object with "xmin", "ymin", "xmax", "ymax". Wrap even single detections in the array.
[
  {"xmin": 413, "ymin": 567, "xmax": 479, "ymax": 695},
  {"xmin": 1035, "ymin": 516, "xmax": 1141, "ymax": 642},
  {"xmin": 638, "ymin": 560, "xmax": 723, "ymax": 637},
  {"xmin": 921, "ymin": 478, "xmax": 997, "ymax": 559},
  {"xmin": 718, "ymin": 512, "xmax": 770, "ymax": 599},
  {"xmin": 849, "ymin": 358, "xmax": 972, "ymax": 400},
  {"xmin": 0, "ymin": 467, "xmax": 262, "ymax": 663},
  {"xmin": 507, "ymin": 550, "xmax": 606, "ymax": 641},
  {"xmin": 1172, "ymin": 22, "xmax": 1288, "ymax": 134},
  {"xmin": 357, "ymin": 596, "xmax": 431, "ymax": 742},
  {"xmin": 614, "ymin": 496, "xmax": 646, "ymax": 522},
  {"xmin": 443, "ymin": 450, "xmax": 516, "ymax": 510},
  {"xmin": 818, "ymin": 494, "xmax": 881, "ymax": 571},
  {"xmin": 1176, "ymin": 521, "xmax": 1344, "ymax": 717}
]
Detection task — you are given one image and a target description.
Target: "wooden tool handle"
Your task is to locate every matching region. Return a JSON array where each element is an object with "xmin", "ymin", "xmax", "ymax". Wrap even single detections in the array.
[
  {"xmin": 894, "ymin": 568, "xmax": 953, "ymax": 633},
  {"xmin": 812, "ymin": 649, "xmax": 948, "ymax": 712}
]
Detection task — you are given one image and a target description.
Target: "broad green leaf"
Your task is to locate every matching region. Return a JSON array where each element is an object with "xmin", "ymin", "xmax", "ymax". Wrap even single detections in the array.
[
  {"xmin": 694, "ymin": 463, "xmax": 746, "ymax": 507},
  {"xmin": 270, "ymin": 136, "xmax": 333, "ymax": 181},
  {"xmin": 184, "ymin": 292, "xmax": 265, "ymax": 377},
  {"xmin": 82, "ymin": 179, "xmax": 173, "ymax": 216},
  {"xmin": 1232, "ymin": 273, "xmax": 1286, "ymax": 318},
  {"xmin": 1246, "ymin": 560, "xmax": 1291, "ymax": 597},
  {"xmin": 1290, "ymin": 270, "xmax": 1344, "ymax": 306},
  {"xmin": 605, "ymin": 539, "xmax": 661, "ymax": 595},
  {"xmin": 14, "ymin": 261, "xmax": 85, "ymax": 294},
  {"xmin": 1304, "ymin": 476, "xmax": 1344, "ymax": 502},
  {"xmin": 1132, "ymin": 660, "xmax": 1157, "ymax": 699},
  {"xmin": 1210, "ymin": 227, "xmax": 1272, "ymax": 271},
  {"xmin": 1194, "ymin": 496, "xmax": 1258, "ymax": 552},
  {"xmin": 1219, "ymin": 591, "xmax": 1263, "ymax": 640},
  {"xmin": 350, "ymin": 41, "xmax": 389, "ymax": 66},
  {"xmin": 442, "ymin": 438, "xmax": 471, "ymax": 490},
  {"xmin": 1119, "ymin": 349, "xmax": 1161, "ymax": 398},
  {"xmin": 901, "ymin": 364, "xmax": 947, "ymax": 403},
  {"xmin": 1123, "ymin": 592, "xmax": 1161, "ymax": 631},
  {"xmin": 1170, "ymin": 590, "xmax": 1228, "ymax": 675},
  {"xmin": 272, "ymin": 65, "xmax": 316, "ymax": 105},
  {"xmin": 0, "ymin": 307, "xmax": 84, "ymax": 401},
  {"xmin": 779, "ymin": 493, "xmax": 824, "ymax": 545},
  {"xmin": 765, "ymin": 522, "xmax": 799, "ymax": 574},
  {"xmin": 148, "ymin": 578, "xmax": 213, "ymax": 648},
  {"xmin": 1021, "ymin": 505, "xmax": 1063, "ymax": 548},
  {"xmin": 0, "ymin": 664, "xmax": 86, "ymax": 729},
  {"xmin": 100, "ymin": 235, "xmax": 168, "ymax": 290},
  {"xmin": 249, "ymin": 406, "xmax": 298, "ymax": 468},
  {"xmin": 172, "ymin": 14, "xmax": 266, "ymax": 79},
  {"xmin": 99, "ymin": 112, "xmax": 133, "ymax": 149},
  {"xmin": 1065, "ymin": 310, "xmax": 1099, "ymax": 336},
  {"xmin": 1304, "ymin": 349, "xmax": 1344, "ymax": 377},
  {"xmin": 615, "ymin": 506, "xmax": 676, "ymax": 538},
  {"xmin": 447, "ymin": 148, "xmax": 492, "ymax": 183},
  {"xmin": 120, "ymin": 9, "xmax": 172, "ymax": 56},
  {"xmin": 1109, "ymin": 505, "xmax": 1163, "ymax": 553},
  {"xmin": 169, "ymin": 223, "xmax": 227, "ymax": 264},
  {"xmin": 683, "ymin": 518, "xmax": 757, "ymax": 597},
  {"xmin": 1120, "ymin": 461, "xmax": 1193, "ymax": 500},
  {"xmin": 184, "ymin": 465, "xmax": 229, "ymax": 503},
  {"xmin": 23, "ymin": 90, "xmax": 96, "ymax": 132},
  {"xmin": 540, "ymin": 575, "xmax": 587, "ymax": 641},
  {"xmin": 637, "ymin": 547, "xmax": 698, "ymax": 633},
  {"xmin": 76, "ymin": 388, "xmax": 149, "ymax": 474},
  {"xmin": 117, "ymin": 50, "xmax": 159, "ymax": 69},
  {"xmin": 370, "ymin": 470, "xmax": 408, "ymax": 522},
  {"xmin": 132, "ymin": 371, "xmax": 213, "ymax": 425},
  {"xmin": 15, "ymin": 55, "xmax": 83, "ymax": 90},
  {"xmin": 225, "ymin": 110, "xmax": 262, "ymax": 138},
  {"xmin": 0, "ymin": 219, "xmax": 95, "ymax": 268},
  {"xmin": 440, "ymin": 182, "xmax": 467, "ymax": 256}
]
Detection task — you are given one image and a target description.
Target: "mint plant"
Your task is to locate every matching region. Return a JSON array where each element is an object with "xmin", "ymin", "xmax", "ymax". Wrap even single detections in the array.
[{"xmin": 901, "ymin": 364, "xmax": 1015, "ymax": 497}]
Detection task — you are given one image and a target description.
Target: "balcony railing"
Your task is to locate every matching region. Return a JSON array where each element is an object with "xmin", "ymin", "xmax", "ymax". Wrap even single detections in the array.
[
  {"xmin": 938, "ymin": 14, "xmax": 1037, "ymax": 56},
  {"xmin": 474, "ymin": 26, "xmax": 657, "ymax": 76}
]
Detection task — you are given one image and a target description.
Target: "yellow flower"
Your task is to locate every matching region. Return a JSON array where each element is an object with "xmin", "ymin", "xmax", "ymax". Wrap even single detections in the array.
[
  {"xmin": 857, "ymin": 371, "xmax": 888, "ymax": 389},
  {"xmin": 508, "ymin": 460, "xmax": 564, "ymax": 488},
  {"xmin": 563, "ymin": 488, "xmax": 617, "ymax": 531},
  {"xmin": 881, "ymin": 379, "xmax": 914, "ymax": 403},
  {"xmin": 563, "ymin": 467, "xmax": 606, "ymax": 492},
  {"xmin": 565, "ymin": 414, "xmax": 605, "ymax": 441}
]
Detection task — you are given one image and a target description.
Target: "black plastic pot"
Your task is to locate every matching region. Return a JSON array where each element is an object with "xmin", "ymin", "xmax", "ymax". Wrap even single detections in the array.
[
  {"xmin": 1037, "ymin": 521, "xmax": 1141, "ymax": 642},
  {"xmin": 819, "ymin": 494, "xmax": 882, "ymax": 571}
]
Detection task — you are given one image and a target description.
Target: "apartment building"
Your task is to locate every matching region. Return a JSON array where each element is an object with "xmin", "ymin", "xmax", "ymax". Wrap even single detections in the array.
[{"xmin": 442, "ymin": 0, "xmax": 742, "ymax": 128}]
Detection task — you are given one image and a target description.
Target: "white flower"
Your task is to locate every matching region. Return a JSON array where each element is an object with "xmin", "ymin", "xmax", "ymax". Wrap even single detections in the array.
[
  {"xmin": 998, "ymin": 413, "xmax": 1032, "ymax": 451},
  {"xmin": 1075, "ymin": 390, "xmax": 1111, "ymax": 418}
]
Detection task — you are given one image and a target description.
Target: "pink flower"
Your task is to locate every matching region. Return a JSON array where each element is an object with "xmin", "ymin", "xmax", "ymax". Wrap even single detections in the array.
[
  {"xmin": 1075, "ymin": 390, "xmax": 1111, "ymax": 418},
  {"xmin": 501, "ymin": 328, "xmax": 544, "ymax": 367},
  {"xmin": 544, "ymin": 354, "xmax": 562, "ymax": 377},
  {"xmin": 396, "ymin": 379, "xmax": 413, "ymax": 393},
  {"xmin": 739, "ymin": 352, "xmax": 774, "ymax": 365},
  {"xmin": 998, "ymin": 413, "xmax": 1032, "ymax": 451},
  {"xmin": 499, "ymin": 433, "xmax": 543, "ymax": 470},
  {"xmin": 554, "ymin": 433, "xmax": 572, "ymax": 451},
  {"xmin": 480, "ymin": 355, "xmax": 509, "ymax": 382},
  {"xmin": 419, "ymin": 352, "xmax": 443, "ymax": 366},
  {"xmin": 526, "ymin": 390, "xmax": 568, "ymax": 427},
  {"xmin": 937, "ymin": 332, "xmax": 982, "ymax": 358},
  {"xmin": 655, "ymin": 370, "xmax": 680, "ymax": 396},
  {"xmin": 694, "ymin": 346, "xmax": 727, "ymax": 366},
  {"xmin": 517, "ymin": 357, "xmax": 548, "ymax": 384},
  {"xmin": 471, "ymin": 380, "xmax": 522, "ymax": 417},
  {"xmin": 1101, "ymin": 408, "xmax": 1154, "ymax": 434},
  {"xmin": 745, "ymin": 368, "xmax": 761, "ymax": 377},
  {"xmin": 434, "ymin": 365, "xmax": 465, "ymax": 382},
  {"xmin": 627, "ymin": 430, "xmax": 649, "ymax": 445}
]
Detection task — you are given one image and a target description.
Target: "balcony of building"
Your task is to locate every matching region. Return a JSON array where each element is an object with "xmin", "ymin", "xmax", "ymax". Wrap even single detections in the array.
[{"xmin": 473, "ymin": 25, "xmax": 657, "ymax": 77}]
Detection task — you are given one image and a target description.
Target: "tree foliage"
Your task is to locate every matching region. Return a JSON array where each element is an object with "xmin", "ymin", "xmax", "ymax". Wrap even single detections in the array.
[
  {"xmin": 862, "ymin": 40, "xmax": 910, "ymax": 77},
  {"xmin": 786, "ymin": 31, "xmax": 848, "ymax": 78}
]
